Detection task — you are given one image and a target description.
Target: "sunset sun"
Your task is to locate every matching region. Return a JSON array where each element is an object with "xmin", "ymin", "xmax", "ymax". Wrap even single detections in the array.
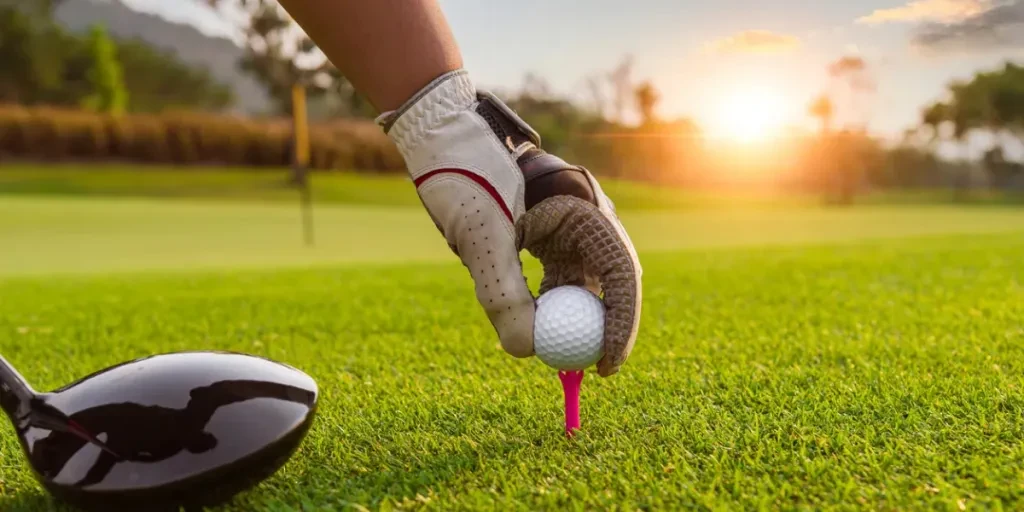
[{"xmin": 709, "ymin": 86, "xmax": 789, "ymax": 143}]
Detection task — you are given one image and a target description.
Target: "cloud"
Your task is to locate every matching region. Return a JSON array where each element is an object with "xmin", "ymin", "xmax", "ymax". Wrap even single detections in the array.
[
  {"xmin": 705, "ymin": 30, "xmax": 802, "ymax": 55},
  {"xmin": 857, "ymin": 0, "xmax": 993, "ymax": 24},
  {"xmin": 911, "ymin": 0, "xmax": 1024, "ymax": 51},
  {"xmin": 857, "ymin": 0, "xmax": 1024, "ymax": 52},
  {"xmin": 829, "ymin": 56, "xmax": 868, "ymax": 75}
]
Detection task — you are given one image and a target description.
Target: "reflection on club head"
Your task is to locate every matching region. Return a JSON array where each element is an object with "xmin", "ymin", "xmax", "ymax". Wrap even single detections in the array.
[{"xmin": 2, "ymin": 351, "xmax": 318, "ymax": 511}]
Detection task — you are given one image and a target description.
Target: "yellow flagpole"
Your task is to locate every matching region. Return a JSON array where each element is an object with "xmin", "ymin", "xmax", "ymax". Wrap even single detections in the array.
[{"xmin": 292, "ymin": 83, "xmax": 313, "ymax": 246}]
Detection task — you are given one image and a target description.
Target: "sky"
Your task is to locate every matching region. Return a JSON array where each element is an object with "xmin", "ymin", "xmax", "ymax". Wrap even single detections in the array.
[{"xmin": 120, "ymin": 0, "xmax": 1023, "ymax": 142}]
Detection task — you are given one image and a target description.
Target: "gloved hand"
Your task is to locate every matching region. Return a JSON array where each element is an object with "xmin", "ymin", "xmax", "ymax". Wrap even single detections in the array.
[{"xmin": 376, "ymin": 70, "xmax": 642, "ymax": 377}]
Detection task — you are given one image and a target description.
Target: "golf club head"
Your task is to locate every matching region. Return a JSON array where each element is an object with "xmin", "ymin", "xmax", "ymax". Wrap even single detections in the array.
[{"xmin": 6, "ymin": 351, "xmax": 318, "ymax": 511}]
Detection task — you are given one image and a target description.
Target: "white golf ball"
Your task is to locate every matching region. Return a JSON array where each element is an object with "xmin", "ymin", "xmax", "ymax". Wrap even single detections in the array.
[{"xmin": 533, "ymin": 285, "xmax": 605, "ymax": 370}]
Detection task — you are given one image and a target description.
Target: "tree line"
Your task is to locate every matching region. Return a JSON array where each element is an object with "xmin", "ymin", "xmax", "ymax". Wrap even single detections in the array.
[
  {"xmin": 0, "ymin": 1, "xmax": 234, "ymax": 114},
  {"xmin": 917, "ymin": 62, "xmax": 1024, "ymax": 191},
  {"xmin": 1, "ymin": 0, "xmax": 1021, "ymax": 201}
]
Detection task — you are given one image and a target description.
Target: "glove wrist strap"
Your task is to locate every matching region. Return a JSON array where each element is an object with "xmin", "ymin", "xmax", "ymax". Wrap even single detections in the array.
[{"xmin": 375, "ymin": 70, "xmax": 476, "ymax": 160}]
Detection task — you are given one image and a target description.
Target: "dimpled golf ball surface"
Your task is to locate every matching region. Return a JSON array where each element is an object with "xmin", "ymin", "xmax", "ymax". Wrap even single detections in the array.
[{"xmin": 534, "ymin": 285, "xmax": 606, "ymax": 370}]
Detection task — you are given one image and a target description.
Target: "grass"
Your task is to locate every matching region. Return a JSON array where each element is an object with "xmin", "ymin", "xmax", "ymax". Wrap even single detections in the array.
[
  {"xmin": 3, "ymin": 163, "xmax": 1021, "ymax": 211},
  {"xmin": 0, "ymin": 164, "xmax": 425, "ymax": 208},
  {"xmin": 1, "ymin": 170, "xmax": 1024, "ymax": 510},
  {"xmin": 1, "ymin": 228, "xmax": 1022, "ymax": 510},
  {"xmin": 2, "ymin": 195, "xmax": 1024, "ymax": 276}
]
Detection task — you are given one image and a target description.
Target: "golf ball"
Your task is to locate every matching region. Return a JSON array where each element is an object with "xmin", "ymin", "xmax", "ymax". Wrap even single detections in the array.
[{"xmin": 533, "ymin": 285, "xmax": 605, "ymax": 370}]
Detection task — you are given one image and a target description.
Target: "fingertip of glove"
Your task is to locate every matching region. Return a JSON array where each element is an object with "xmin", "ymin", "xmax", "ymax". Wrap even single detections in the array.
[
  {"xmin": 596, "ymin": 359, "xmax": 619, "ymax": 377},
  {"xmin": 498, "ymin": 330, "xmax": 535, "ymax": 359},
  {"xmin": 492, "ymin": 298, "xmax": 536, "ymax": 359}
]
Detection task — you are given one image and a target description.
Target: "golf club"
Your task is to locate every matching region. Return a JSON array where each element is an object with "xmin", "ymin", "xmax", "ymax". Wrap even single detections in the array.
[{"xmin": 0, "ymin": 351, "xmax": 318, "ymax": 511}]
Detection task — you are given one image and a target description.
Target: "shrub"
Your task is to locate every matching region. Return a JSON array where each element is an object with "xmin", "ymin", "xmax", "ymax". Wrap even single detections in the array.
[
  {"xmin": 0, "ymin": 103, "xmax": 403, "ymax": 172},
  {"xmin": 0, "ymin": 105, "xmax": 33, "ymax": 156}
]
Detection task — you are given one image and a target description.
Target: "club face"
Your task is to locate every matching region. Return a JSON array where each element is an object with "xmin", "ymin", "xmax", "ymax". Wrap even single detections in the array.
[{"xmin": 13, "ymin": 351, "xmax": 318, "ymax": 511}]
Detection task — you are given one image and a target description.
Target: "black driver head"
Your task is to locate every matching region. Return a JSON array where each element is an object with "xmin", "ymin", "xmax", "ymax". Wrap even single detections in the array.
[{"xmin": 5, "ymin": 351, "xmax": 318, "ymax": 511}]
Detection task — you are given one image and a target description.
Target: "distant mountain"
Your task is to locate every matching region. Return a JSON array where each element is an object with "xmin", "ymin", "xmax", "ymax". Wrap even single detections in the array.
[{"xmin": 54, "ymin": 0, "xmax": 272, "ymax": 115}]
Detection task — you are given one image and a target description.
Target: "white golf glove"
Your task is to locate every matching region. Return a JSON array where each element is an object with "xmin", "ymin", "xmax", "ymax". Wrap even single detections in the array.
[{"xmin": 376, "ymin": 70, "xmax": 642, "ymax": 376}]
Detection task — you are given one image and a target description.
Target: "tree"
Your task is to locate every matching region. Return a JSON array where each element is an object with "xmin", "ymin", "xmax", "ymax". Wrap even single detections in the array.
[
  {"xmin": 80, "ymin": 24, "xmax": 127, "ymax": 114},
  {"xmin": 990, "ymin": 63, "xmax": 1024, "ymax": 133},
  {"xmin": 206, "ymin": 0, "xmax": 367, "ymax": 117},
  {"xmin": 879, "ymin": 143, "xmax": 941, "ymax": 188},
  {"xmin": 826, "ymin": 55, "xmax": 876, "ymax": 131},
  {"xmin": 921, "ymin": 64, "xmax": 1024, "ymax": 145},
  {"xmin": 33, "ymin": 0, "xmax": 67, "ymax": 16},
  {"xmin": 808, "ymin": 94, "xmax": 833, "ymax": 134},
  {"xmin": 0, "ymin": 6, "xmax": 65, "ymax": 104},
  {"xmin": 583, "ymin": 73, "xmax": 608, "ymax": 120},
  {"xmin": 634, "ymin": 81, "xmax": 659, "ymax": 126},
  {"xmin": 327, "ymin": 71, "xmax": 375, "ymax": 118},
  {"xmin": 807, "ymin": 56, "xmax": 878, "ymax": 205},
  {"xmin": 982, "ymin": 145, "xmax": 1023, "ymax": 189},
  {"xmin": 502, "ymin": 74, "xmax": 597, "ymax": 155},
  {"xmin": 919, "ymin": 61, "xmax": 1024, "ymax": 192},
  {"xmin": 922, "ymin": 98, "xmax": 975, "ymax": 198},
  {"xmin": 607, "ymin": 55, "xmax": 634, "ymax": 124},
  {"xmin": 0, "ymin": 0, "xmax": 67, "ymax": 18},
  {"xmin": 0, "ymin": 4, "xmax": 234, "ymax": 112},
  {"xmin": 920, "ymin": 101, "xmax": 950, "ymax": 141},
  {"xmin": 237, "ymin": 0, "xmax": 328, "ymax": 114},
  {"xmin": 113, "ymin": 38, "xmax": 234, "ymax": 113},
  {"xmin": 806, "ymin": 94, "xmax": 836, "ymax": 197}
]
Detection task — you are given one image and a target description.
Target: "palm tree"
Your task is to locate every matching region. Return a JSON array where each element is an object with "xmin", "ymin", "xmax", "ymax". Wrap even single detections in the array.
[
  {"xmin": 809, "ymin": 94, "xmax": 833, "ymax": 135},
  {"xmin": 634, "ymin": 81, "xmax": 659, "ymax": 126}
]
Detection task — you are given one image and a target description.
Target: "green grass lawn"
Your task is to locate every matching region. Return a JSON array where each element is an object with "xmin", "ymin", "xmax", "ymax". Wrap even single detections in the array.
[
  {"xmin": 4, "ymin": 163, "xmax": 1021, "ymax": 211},
  {"xmin": 0, "ymin": 164, "xmax": 425, "ymax": 208},
  {"xmin": 2, "ymin": 195, "xmax": 1024, "ymax": 277},
  {"xmin": 4, "ymin": 163, "xmax": 809, "ymax": 211},
  {"xmin": 1, "ymin": 182, "xmax": 1024, "ymax": 509}
]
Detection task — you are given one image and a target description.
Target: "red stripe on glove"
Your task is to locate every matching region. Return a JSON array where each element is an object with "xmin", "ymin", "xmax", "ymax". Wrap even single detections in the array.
[{"xmin": 414, "ymin": 168, "xmax": 514, "ymax": 223}]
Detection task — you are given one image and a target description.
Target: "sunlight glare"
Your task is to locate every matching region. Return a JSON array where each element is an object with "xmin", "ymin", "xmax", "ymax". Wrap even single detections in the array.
[{"xmin": 710, "ymin": 86, "xmax": 789, "ymax": 143}]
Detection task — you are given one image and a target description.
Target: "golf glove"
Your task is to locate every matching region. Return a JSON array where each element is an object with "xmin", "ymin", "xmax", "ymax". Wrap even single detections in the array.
[{"xmin": 376, "ymin": 70, "xmax": 642, "ymax": 377}]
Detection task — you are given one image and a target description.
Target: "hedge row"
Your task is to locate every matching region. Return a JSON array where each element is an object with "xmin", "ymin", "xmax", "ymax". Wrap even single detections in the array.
[{"xmin": 0, "ymin": 104, "xmax": 405, "ymax": 171}]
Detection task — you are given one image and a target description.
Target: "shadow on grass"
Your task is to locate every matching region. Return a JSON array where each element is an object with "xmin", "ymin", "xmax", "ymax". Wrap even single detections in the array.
[
  {"xmin": 292, "ymin": 434, "xmax": 536, "ymax": 509},
  {"xmin": 1, "ymin": 486, "xmax": 267, "ymax": 512},
  {"xmin": 0, "ymin": 492, "xmax": 74, "ymax": 512},
  {"xmin": 0, "ymin": 427, "xmax": 534, "ymax": 511},
  {"xmin": 0, "ymin": 436, "xmax": 538, "ymax": 510}
]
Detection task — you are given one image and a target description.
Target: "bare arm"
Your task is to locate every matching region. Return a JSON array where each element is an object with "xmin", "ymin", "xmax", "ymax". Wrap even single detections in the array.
[{"xmin": 276, "ymin": 0, "xmax": 463, "ymax": 112}]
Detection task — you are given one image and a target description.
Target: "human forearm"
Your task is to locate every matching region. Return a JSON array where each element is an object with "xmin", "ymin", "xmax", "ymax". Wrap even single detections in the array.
[{"xmin": 276, "ymin": 0, "xmax": 462, "ymax": 112}]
